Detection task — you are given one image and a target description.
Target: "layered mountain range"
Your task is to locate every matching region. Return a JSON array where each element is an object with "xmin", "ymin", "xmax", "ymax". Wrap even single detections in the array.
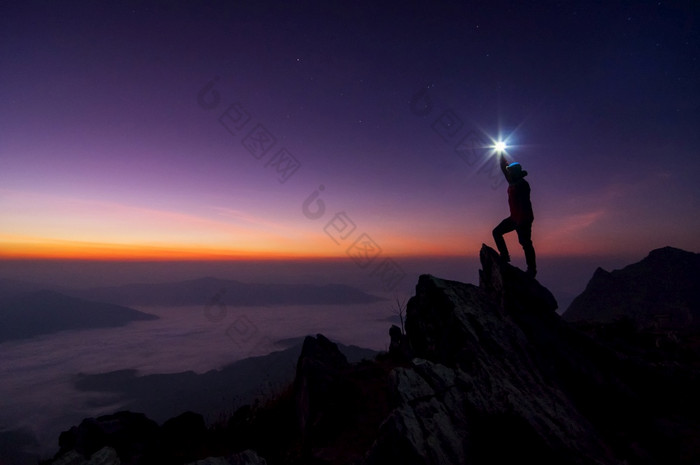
[
  {"xmin": 42, "ymin": 245, "xmax": 700, "ymax": 465},
  {"xmin": 0, "ymin": 278, "xmax": 382, "ymax": 344}
]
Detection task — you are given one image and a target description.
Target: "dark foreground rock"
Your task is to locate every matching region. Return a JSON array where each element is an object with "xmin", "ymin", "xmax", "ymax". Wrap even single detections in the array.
[
  {"xmin": 45, "ymin": 245, "xmax": 700, "ymax": 465},
  {"xmin": 365, "ymin": 247, "xmax": 616, "ymax": 465},
  {"xmin": 47, "ymin": 409, "xmax": 267, "ymax": 465}
]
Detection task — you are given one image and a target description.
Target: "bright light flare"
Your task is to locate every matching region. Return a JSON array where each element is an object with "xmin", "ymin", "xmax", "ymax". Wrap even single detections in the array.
[{"xmin": 494, "ymin": 141, "xmax": 507, "ymax": 153}]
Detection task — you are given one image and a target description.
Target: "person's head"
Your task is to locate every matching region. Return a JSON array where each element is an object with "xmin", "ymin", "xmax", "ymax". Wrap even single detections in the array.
[{"xmin": 506, "ymin": 162, "xmax": 528, "ymax": 180}]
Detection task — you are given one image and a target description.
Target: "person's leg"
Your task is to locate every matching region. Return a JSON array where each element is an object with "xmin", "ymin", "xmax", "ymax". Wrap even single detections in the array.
[
  {"xmin": 516, "ymin": 222, "xmax": 536, "ymax": 276},
  {"xmin": 492, "ymin": 217, "xmax": 516, "ymax": 262}
]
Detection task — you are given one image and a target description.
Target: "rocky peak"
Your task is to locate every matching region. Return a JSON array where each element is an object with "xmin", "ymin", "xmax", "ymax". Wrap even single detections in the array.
[
  {"xmin": 294, "ymin": 334, "xmax": 351, "ymax": 454},
  {"xmin": 404, "ymin": 244, "xmax": 558, "ymax": 367},
  {"xmin": 372, "ymin": 246, "xmax": 617, "ymax": 464},
  {"xmin": 564, "ymin": 246, "xmax": 700, "ymax": 328},
  {"xmin": 365, "ymin": 244, "xmax": 697, "ymax": 464},
  {"xmin": 478, "ymin": 243, "xmax": 558, "ymax": 314}
]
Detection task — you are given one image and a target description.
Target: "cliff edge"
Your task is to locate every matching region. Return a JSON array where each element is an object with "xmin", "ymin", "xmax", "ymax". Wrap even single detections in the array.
[{"xmin": 45, "ymin": 245, "xmax": 700, "ymax": 465}]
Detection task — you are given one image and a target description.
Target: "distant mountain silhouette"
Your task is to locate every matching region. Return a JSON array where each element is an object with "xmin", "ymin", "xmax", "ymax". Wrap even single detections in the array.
[
  {"xmin": 563, "ymin": 246, "xmax": 700, "ymax": 328},
  {"xmin": 69, "ymin": 277, "xmax": 383, "ymax": 307},
  {"xmin": 45, "ymin": 245, "xmax": 700, "ymax": 465},
  {"xmin": 72, "ymin": 341, "xmax": 377, "ymax": 425},
  {"xmin": 0, "ymin": 278, "xmax": 59, "ymax": 298},
  {"xmin": 0, "ymin": 290, "xmax": 158, "ymax": 343},
  {"xmin": 43, "ymin": 245, "xmax": 700, "ymax": 465}
]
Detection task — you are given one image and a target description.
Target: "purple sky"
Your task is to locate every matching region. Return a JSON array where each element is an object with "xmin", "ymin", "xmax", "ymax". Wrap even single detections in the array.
[{"xmin": 2, "ymin": 1, "xmax": 699, "ymax": 263}]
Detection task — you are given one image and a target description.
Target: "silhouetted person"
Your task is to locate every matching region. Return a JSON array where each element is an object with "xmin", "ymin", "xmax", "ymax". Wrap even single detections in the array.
[{"xmin": 493, "ymin": 152, "xmax": 537, "ymax": 277}]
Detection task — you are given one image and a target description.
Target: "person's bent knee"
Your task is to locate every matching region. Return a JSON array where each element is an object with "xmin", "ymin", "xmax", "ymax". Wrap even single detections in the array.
[{"xmin": 518, "ymin": 237, "xmax": 532, "ymax": 247}]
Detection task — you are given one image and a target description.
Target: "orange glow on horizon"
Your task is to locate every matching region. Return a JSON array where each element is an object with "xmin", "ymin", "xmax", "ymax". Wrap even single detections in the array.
[
  {"xmin": 2, "ymin": 225, "xmax": 664, "ymax": 262},
  {"xmin": 1, "ymin": 237, "xmax": 617, "ymax": 262},
  {"xmin": 1, "ymin": 233, "xmax": 482, "ymax": 261},
  {"xmin": 0, "ymin": 235, "xmax": 342, "ymax": 261}
]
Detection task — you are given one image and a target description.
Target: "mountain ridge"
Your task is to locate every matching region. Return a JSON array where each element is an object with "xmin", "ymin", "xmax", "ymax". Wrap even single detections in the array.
[
  {"xmin": 563, "ymin": 246, "xmax": 700, "ymax": 328},
  {"xmin": 68, "ymin": 278, "xmax": 384, "ymax": 307},
  {"xmin": 42, "ymin": 245, "xmax": 700, "ymax": 465},
  {"xmin": 0, "ymin": 290, "xmax": 158, "ymax": 343}
]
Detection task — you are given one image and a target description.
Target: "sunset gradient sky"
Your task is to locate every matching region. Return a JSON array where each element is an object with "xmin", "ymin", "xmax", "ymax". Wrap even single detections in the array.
[{"xmin": 2, "ymin": 1, "xmax": 699, "ymax": 264}]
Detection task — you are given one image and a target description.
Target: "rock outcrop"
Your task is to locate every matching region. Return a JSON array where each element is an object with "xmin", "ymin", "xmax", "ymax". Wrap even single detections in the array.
[
  {"xmin": 45, "ymin": 244, "xmax": 700, "ymax": 465},
  {"xmin": 50, "ymin": 446, "xmax": 120, "ymax": 465},
  {"xmin": 291, "ymin": 333, "xmax": 393, "ymax": 464},
  {"xmin": 365, "ymin": 246, "xmax": 616, "ymax": 465}
]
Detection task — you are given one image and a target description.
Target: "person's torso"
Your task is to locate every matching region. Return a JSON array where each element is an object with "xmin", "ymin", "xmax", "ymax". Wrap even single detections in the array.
[{"xmin": 507, "ymin": 180, "xmax": 533, "ymax": 223}]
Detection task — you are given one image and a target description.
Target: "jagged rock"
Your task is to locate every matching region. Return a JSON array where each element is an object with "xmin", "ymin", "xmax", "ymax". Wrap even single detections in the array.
[
  {"xmin": 49, "ymin": 450, "xmax": 84, "ymax": 465},
  {"xmin": 229, "ymin": 450, "xmax": 268, "ymax": 465},
  {"xmin": 185, "ymin": 449, "xmax": 267, "ymax": 465},
  {"xmin": 85, "ymin": 447, "xmax": 120, "ymax": 465},
  {"xmin": 366, "ymin": 245, "xmax": 629, "ymax": 464},
  {"xmin": 294, "ymin": 334, "xmax": 351, "ymax": 435},
  {"xmin": 186, "ymin": 458, "xmax": 230, "ymax": 465},
  {"xmin": 57, "ymin": 411, "xmax": 158, "ymax": 462},
  {"xmin": 564, "ymin": 246, "xmax": 700, "ymax": 328},
  {"xmin": 479, "ymin": 244, "xmax": 558, "ymax": 313},
  {"xmin": 160, "ymin": 411, "xmax": 209, "ymax": 463},
  {"xmin": 369, "ymin": 360, "xmax": 469, "ymax": 465},
  {"xmin": 161, "ymin": 411, "xmax": 207, "ymax": 439},
  {"xmin": 294, "ymin": 334, "xmax": 355, "ymax": 459},
  {"xmin": 50, "ymin": 446, "xmax": 120, "ymax": 465}
]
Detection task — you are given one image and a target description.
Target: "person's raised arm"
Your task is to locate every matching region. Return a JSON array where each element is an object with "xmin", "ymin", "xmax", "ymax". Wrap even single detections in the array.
[{"xmin": 499, "ymin": 152, "xmax": 510, "ymax": 179}]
